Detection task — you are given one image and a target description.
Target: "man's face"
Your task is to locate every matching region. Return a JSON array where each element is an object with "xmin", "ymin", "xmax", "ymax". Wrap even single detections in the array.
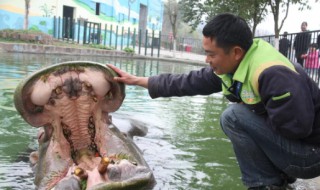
[
  {"xmin": 301, "ymin": 22, "xmax": 307, "ymax": 31},
  {"xmin": 202, "ymin": 37, "xmax": 243, "ymax": 75}
]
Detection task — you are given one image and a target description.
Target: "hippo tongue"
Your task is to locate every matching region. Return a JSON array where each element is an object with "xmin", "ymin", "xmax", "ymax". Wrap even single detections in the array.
[{"xmin": 74, "ymin": 149, "xmax": 101, "ymax": 169}]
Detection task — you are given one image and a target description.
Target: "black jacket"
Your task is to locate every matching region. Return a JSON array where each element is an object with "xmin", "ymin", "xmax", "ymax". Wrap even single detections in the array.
[
  {"xmin": 294, "ymin": 31, "xmax": 311, "ymax": 55},
  {"xmin": 148, "ymin": 66, "xmax": 320, "ymax": 144}
]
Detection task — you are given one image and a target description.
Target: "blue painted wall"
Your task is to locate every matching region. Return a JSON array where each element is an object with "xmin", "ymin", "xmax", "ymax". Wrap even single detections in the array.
[{"xmin": 0, "ymin": 0, "xmax": 163, "ymax": 32}]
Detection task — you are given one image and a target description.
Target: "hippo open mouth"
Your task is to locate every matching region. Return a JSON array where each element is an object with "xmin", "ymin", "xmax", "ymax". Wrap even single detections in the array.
[{"xmin": 14, "ymin": 61, "xmax": 155, "ymax": 190}]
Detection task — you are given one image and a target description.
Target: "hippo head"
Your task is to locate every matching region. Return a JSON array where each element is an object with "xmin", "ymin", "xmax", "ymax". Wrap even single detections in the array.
[{"xmin": 14, "ymin": 61, "xmax": 154, "ymax": 190}]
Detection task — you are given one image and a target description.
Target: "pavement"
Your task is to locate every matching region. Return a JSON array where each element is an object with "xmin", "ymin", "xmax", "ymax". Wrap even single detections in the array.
[{"xmin": 135, "ymin": 47, "xmax": 207, "ymax": 65}]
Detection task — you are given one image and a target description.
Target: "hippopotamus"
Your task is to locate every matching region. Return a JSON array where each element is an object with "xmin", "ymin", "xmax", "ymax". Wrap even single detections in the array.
[{"xmin": 14, "ymin": 61, "xmax": 155, "ymax": 190}]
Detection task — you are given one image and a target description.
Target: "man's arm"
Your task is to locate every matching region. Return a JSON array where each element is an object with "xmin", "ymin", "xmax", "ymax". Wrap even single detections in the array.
[
  {"xmin": 108, "ymin": 64, "xmax": 222, "ymax": 99},
  {"xmin": 258, "ymin": 65, "xmax": 314, "ymax": 139},
  {"xmin": 148, "ymin": 67, "xmax": 222, "ymax": 98}
]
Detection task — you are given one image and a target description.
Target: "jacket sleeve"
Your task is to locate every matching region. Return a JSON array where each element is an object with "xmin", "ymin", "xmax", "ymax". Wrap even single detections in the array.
[
  {"xmin": 258, "ymin": 65, "xmax": 315, "ymax": 139},
  {"xmin": 148, "ymin": 66, "xmax": 222, "ymax": 98}
]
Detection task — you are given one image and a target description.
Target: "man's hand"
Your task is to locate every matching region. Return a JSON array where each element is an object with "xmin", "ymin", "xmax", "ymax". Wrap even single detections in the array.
[{"xmin": 107, "ymin": 64, "xmax": 149, "ymax": 88}]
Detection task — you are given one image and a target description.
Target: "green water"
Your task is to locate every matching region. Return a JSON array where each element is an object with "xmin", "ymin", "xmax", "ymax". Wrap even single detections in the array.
[{"xmin": 0, "ymin": 52, "xmax": 244, "ymax": 190}]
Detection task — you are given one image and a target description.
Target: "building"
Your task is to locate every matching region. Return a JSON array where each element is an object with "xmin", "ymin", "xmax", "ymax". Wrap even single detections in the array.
[{"xmin": 0, "ymin": 0, "xmax": 164, "ymax": 45}]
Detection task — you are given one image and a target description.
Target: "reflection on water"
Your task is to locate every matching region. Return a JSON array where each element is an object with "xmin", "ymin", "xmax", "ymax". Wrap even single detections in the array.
[{"xmin": 0, "ymin": 52, "xmax": 244, "ymax": 190}]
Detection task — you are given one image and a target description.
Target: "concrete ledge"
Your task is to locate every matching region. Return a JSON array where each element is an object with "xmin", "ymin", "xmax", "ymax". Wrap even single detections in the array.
[
  {"xmin": 0, "ymin": 42, "xmax": 207, "ymax": 66},
  {"xmin": 0, "ymin": 42, "xmax": 134, "ymax": 57}
]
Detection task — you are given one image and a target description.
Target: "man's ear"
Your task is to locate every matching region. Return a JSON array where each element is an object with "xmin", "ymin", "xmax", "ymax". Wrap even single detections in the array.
[{"xmin": 233, "ymin": 46, "xmax": 245, "ymax": 61}]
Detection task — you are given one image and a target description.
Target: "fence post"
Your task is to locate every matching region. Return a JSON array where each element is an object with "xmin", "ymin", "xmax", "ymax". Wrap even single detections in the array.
[
  {"xmin": 77, "ymin": 19, "xmax": 80, "ymax": 44},
  {"xmin": 138, "ymin": 29, "xmax": 142, "ymax": 54},
  {"xmin": 115, "ymin": 25, "xmax": 118, "ymax": 50},
  {"xmin": 109, "ymin": 25, "xmax": 113, "ymax": 47},
  {"xmin": 67, "ymin": 17, "xmax": 70, "ymax": 41},
  {"xmin": 83, "ymin": 21, "xmax": 87, "ymax": 44},
  {"xmin": 62, "ymin": 17, "xmax": 66, "ymax": 41},
  {"xmin": 133, "ymin": 28, "xmax": 136, "ymax": 50},
  {"xmin": 98, "ymin": 23, "xmax": 102, "ymax": 45},
  {"xmin": 145, "ymin": 29, "xmax": 148, "ymax": 56},
  {"xmin": 72, "ymin": 18, "xmax": 75, "ymax": 42},
  {"xmin": 91, "ymin": 23, "xmax": 95, "ymax": 44},
  {"xmin": 151, "ymin": 30, "xmax": 154, "ymax": 57},
  {"xmin": 158, "ymin": 31, "xmax": 161, "ymax": 58},
  {"xmin": 121, "ymin": 26, "xmax": 124, "ymax": 50},
  {"xmin": 58, "ymin": 17, "xmax": 61, "ymax": 40},
  {"xmin": 53, "ymin": 16, "xmax": 56, "ymax": 38},
  {"xmin": 104, "ymin": 24, "xmax": 107, "ymax": 46},
  {"xmin": 127, "ymin": 27, "xmax": 130, "ymax": 47}
]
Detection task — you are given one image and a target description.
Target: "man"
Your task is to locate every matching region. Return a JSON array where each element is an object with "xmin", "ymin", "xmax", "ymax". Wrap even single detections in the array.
[
  {"xmin": 108, "ymin": 13, "xmax": 320, "ymax": 190},
  {"xmin": 293, "ymin": 21, "xmax": 311, "ymax": 66},
  {"xmin": 279, "ymin": 31, "xmax": 291, "ymax": 57}
]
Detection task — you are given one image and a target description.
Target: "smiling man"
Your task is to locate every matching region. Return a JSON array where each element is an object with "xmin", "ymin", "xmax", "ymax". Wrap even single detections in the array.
[{"xmin": 108, "ymin": 13, "xmax": 320, "ymax": 190}]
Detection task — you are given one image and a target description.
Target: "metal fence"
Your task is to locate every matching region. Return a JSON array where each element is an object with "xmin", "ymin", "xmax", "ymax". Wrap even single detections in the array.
[
  {"xmin": 256, "ymin": 30, "xmax": 320, "ymax": 62},
  {"xmin": 53, "ymin": 16, "xmax": 162, "ymax": 57},
  {"xmin": 51, "ymin": 16, "xmax": 320, "ymax": 84},
  {"xmin": 257, "ymin": 30, "xmax": 320, "ymax": 85}
]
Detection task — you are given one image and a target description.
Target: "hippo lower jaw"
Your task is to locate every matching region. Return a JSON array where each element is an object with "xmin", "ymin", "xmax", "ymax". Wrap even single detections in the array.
[{"xmin": 14, "ymin": 62, "xmax": 155, "ymax": 190}]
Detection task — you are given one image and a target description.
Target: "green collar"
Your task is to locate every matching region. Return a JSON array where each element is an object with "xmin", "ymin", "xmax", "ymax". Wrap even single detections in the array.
[{"xmin": 232, "ymin": 39, "xmax": 260, "ymax": 83}]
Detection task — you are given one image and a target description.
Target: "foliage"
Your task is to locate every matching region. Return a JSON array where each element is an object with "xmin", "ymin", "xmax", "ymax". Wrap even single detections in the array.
[
  {"xmin": 80, "ymin": 180, "xmax": 87, "ymax": 190},
  {"xmin": 88, "ymin": 44, "xmax": 114, "ymax": 50},
  {"xmin": 29, "ymin": 25, "xmax": 41, "ymax": 31},
  {"xmin": 40, "ymin": 4, "xmax": 55, "ymax": 17},
  {"xmin": 267, "ymin": 0, "xmax": 309, "ymax": 38},
  {"xmin": 164, "ymin": 0, "xmax": 179, "ymax": 39},
  {"xmin": 123, "ymin": 47, "xmax": 135, "ymax": 53},
  {"xmin": 39, "ymin": 21, "xmax": 47, "ymax": 26},
  {"xmin": 179, "ymin": 0, "xmax": 205, "ymax": 32},
  {"xmin": 179, "ymin": 0, "xmax": 268, "ymax": 35},
  {"xmin": 179, "ymin": 0, "xmax": 311, "ymax": 37}
]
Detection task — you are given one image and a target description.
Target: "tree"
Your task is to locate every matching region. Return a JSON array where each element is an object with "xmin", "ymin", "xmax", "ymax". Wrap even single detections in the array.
[
  {"xmin": 24, "ymin": 0, "xmax": 31, "ymax": 30},
  {"xmin": 180, "ymin": 0, "xmax": 314, "ymax": 50},
  {"xmin": 267, "ymin": 0, "xmax": 309, "ymax": 48},
  {"xmin": 164, "ymin": 0, "xmax": 179, "ymax": 57},
  {"xmin": 180, "ymin": 0, "xmax": 268, "ymax": 36}
]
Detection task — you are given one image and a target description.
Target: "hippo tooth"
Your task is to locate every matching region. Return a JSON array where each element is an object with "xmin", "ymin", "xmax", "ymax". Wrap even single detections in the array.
[
  {"xmin": 98, "ymin": 157, "xmax": 110, "ymax": 174},
  {"xmin": 74, "ymin": 167, "xmax": 88, "ymax": 180},
  {"xmin": 79, "ymin": 70, "xmax": 111, "ymax": 98},
  {"xmin": 30, "ymin": 80, "xmax": 52, "ymax": 106}
]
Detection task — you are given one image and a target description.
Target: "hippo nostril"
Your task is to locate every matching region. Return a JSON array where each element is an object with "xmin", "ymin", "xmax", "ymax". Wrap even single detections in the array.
[
  {"xmin": 74, "ymin": 167, "xmax": 88, "ymax": 180},
  {"xmin": 98, "ymin": 157, "xmax": 110, "ymax": 174}
]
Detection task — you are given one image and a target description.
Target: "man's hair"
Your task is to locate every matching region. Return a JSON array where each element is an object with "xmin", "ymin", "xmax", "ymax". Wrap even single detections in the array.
[{"xmin": 202, "ymin": 13, "xmax": 253, "ymax": 53}]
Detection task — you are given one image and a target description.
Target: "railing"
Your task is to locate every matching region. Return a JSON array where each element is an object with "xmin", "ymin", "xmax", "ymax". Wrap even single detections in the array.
[
  {"xmin": 51, "ymin": 16, "xmax": 320, "ymax": 85},
  {"xmin": 257, "ymin": 30, "xmax": 320, "ymax": 85},
  {"xmin": 52, "ymin": 16, "xmax": 162, "ymax": 57},
  {"xmin": 256, "ymin": 30, "xmax": 320, "ymax": 62}
]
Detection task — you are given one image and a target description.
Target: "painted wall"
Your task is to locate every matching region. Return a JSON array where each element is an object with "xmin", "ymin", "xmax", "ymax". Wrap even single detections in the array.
[{"xmin": 0, "ymin": 0, "xmax": 164, "ymax": 33}]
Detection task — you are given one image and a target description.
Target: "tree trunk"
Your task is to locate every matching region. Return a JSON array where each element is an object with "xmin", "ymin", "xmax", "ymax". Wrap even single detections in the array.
[
  {"xmin": 24, "ymin": 0, "xmax": 30, "ymax": 30},
  {"xmin": 173, "ymin": 39, "xmax": 176, "ymax": 58}
]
